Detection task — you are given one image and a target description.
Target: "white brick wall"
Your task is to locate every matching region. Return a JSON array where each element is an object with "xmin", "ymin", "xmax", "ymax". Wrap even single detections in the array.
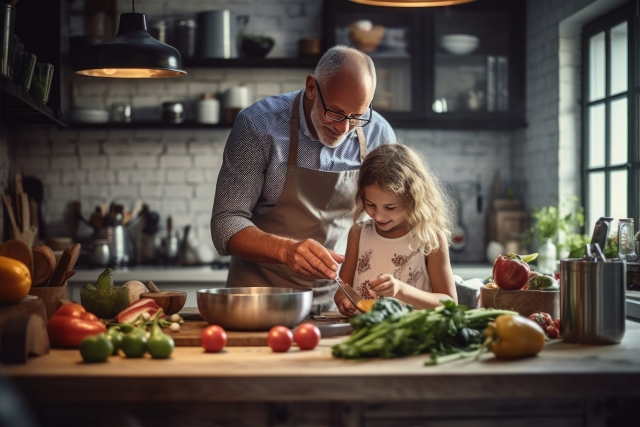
[{"xmin": 11, "ymin": 0, "xmax": 601, "ymax": 263}]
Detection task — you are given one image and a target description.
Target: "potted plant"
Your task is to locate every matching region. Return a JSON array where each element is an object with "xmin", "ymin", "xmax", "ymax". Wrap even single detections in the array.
[{"xmin": 529, "ymin": 200, "xmax": 584, "ymax": 273}]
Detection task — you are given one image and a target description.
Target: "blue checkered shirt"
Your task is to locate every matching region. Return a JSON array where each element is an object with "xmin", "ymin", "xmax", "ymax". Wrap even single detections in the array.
[{"xmin": 211, "ymin": 90, "xmax": 396, "ymax": 255}]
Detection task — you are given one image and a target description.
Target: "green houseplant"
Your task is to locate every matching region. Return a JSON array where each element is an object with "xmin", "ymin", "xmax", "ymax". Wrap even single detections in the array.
[{"xmin": 528, "ymin": 201, "xmax": 584, "ymax": 271}]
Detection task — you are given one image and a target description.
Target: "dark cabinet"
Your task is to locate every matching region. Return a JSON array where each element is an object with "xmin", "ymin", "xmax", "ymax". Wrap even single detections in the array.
[{"xmin": 322, "ymin": 0, "xmax": 526, "ymax": 129}]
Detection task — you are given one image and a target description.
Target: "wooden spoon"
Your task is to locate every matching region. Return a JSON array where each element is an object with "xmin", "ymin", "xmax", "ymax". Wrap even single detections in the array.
[
  {"xmin": 32, "ymin": 245, "xmax": 56, "ymax": 287},
  {"xmin": 48, "ymin": 248, "xmax": 71, "ymax": 288}
]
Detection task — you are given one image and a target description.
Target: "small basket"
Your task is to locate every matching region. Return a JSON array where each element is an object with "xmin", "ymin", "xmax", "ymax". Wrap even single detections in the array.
[{"xmin": 480, "ymin": 286, "xmax": 559, "ymax": 320}]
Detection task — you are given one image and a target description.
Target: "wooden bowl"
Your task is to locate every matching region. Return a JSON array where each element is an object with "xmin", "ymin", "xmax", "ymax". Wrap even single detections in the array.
[{"xmin": 140, "ymin": 291, "xmax": 187, "ymax": 315}]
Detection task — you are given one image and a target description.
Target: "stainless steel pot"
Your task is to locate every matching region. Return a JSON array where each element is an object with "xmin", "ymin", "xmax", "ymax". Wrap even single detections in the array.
[
  {"xmin": 560, "ymin": 258, "xmax": 626, "ymax": 344},
  {"xmin": 197, "ymin": 287, "xmax": 313, "ymax": 331}
]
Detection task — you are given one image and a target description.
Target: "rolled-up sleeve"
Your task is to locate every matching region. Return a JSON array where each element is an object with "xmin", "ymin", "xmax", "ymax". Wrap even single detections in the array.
[{"xmin": 211, "ymin": 112, "xmax": 269, "ymax": 255}]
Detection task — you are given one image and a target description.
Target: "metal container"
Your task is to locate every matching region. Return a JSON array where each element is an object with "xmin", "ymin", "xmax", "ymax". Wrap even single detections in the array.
[
  {"xmin": 560, "ymin": 258, "xmax": 626, "ymax": 344},
  {"xmin": 197, "ymin": 287, "xmax": 313, "ymax": 331},
  {"xmin": 196, "ymin": 10, "xmax": 248, "ymax": 59},
  {"xmin": 88, "ymin": 239, "xmax": 111, "ymax": 267}
]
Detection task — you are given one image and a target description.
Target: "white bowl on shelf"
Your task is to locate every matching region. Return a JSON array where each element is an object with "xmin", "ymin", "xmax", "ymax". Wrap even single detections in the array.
[{"xmin": 440, "ymin": 34, "xmax": 479, "ymax": 55}]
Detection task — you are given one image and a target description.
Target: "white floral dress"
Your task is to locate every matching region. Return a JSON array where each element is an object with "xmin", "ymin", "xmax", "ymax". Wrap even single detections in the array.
[{"xmin": 351, "ymin": 219, "xmax": 431, "ymax": 300}]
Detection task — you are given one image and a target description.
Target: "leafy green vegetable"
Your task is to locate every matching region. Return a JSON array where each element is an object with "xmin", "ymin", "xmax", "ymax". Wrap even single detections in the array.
[
  {"xmin": 332, "ymin": 300, "xmax": 518, "ymax": 365},
  {"xmin": 349, "ymin": 298, "xmax": 411, "ymax": 329}
]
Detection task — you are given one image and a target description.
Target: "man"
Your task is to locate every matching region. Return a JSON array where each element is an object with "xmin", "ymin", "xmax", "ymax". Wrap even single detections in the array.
[{"xmin": 211, "ymin": 45, "xmax": 396, "ymax": 311}]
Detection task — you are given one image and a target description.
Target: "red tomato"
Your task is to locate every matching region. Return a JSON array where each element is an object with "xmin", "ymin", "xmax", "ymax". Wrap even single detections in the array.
[
  {"xmin": 294, "ymin": 323, "xmax": 321, "ymax": 350},
  {"xmin": 201, "ymin": 325, "xmax": 227, "ymax": 353},
  {"xmin": 528, "ymin": 312, "xmax": 553, "ymax": 328},
  {"xmin": 554, "ymin": 318, "xmax": 561, "ymax": 331},
  {"xmin": 268, "ymin": 326, "xmax": 293, "ymax": 352},
  {"xmin": 546, "ymin": 325, "xmax": 560, "ymax": 339}
]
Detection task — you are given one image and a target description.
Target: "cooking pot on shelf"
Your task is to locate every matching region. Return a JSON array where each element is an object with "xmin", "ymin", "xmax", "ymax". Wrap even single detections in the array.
[
  {"xmin": 197, "ymin": 287, "xmax": 312, "ymax": 331},
  {"xmin": 196, "ymin": 10, "xmax": 249, "ymax": 59}
]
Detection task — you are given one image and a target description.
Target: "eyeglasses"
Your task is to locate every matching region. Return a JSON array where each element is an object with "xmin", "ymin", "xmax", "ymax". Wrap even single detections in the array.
[{"xmin": 314, "ymin": 79, "xmax": 372, "ymax": 127}]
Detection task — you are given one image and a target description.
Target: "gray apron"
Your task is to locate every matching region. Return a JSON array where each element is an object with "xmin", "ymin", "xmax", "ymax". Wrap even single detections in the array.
[{"xmin": 226, "ymin": 91, "xmax": 367, "ymax": 311}]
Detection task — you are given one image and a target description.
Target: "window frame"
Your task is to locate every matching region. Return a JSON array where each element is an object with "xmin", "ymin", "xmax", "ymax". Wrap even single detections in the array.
[{"xmin": 582, "ymin": 1, "xmax": 639, "ymax": 228}]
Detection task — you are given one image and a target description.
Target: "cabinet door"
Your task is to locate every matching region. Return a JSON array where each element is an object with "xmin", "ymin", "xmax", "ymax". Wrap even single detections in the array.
[
  {"xmin": 323, "ymin": 1, "xmax": 424, "ymax": 124},
  {"xmin": 425, "ymin": 0, "xmax": 526, "ymax": 128}
]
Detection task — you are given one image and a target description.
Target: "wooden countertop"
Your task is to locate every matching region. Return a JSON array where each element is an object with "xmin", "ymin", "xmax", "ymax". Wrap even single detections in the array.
[{"xmin": 6, "ymin": 321, "xmax": 640, "ymax": 403}]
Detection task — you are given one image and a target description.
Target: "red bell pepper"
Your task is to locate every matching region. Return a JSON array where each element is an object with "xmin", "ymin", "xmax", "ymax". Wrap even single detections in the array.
[
  {"xmin": 47, "ymin": 304, "xmax": 107, "ymax": 348},
  {"xmin": 492, "ymin": 253, "xmax": 531, "ymax": 290},
  {"xmin": 115, "ymin": 298, "xmax": 163, "ymax": 324}
]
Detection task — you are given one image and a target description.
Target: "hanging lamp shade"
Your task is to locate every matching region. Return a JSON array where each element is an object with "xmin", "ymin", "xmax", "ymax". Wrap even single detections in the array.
[
  {"xmin": 76, "ymin": 13, "xmax": 186, "ymax": 78},
  {"xmin": 349, "ymin": 0, "xmax": 475, "ymax": 6}
]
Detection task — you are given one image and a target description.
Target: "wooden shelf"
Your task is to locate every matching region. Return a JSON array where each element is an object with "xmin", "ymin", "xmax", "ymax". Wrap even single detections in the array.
[
  {"xmin": 182, "ymin": 57, "xmax": 320, "ymax": 68},
  {"xmin": 0, "ymin": 76, "xmax": 67, "ymax": 127},
  {"xmin": 69, "ymin": 121, "xmax": 232, "ymax": 130}
]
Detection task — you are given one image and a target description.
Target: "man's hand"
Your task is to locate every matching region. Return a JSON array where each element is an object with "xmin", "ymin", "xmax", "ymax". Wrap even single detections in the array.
[
  {"xmin": 368, "ymin": 274, "xmax": 403, "ymax": 298},
  {"xmin": 337, "ymin": 297, "xmax": 356, "ymax": 317},
  {"xmin": 284, "ymin": 238, "xmax": 344, "ymax": 279}
]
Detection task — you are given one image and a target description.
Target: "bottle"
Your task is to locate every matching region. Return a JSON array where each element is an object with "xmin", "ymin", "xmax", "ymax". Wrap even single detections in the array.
[
  {"xmin": 617, "ymin": 219, "xmax": 637, "ymax": 261},
  {"xmin": 196, "ymin": 93, "xmax": 220, "ymax": 124}
]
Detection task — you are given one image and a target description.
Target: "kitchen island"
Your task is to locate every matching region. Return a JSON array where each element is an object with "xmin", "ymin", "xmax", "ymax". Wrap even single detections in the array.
[{"xmin": 6, "ymin": 321, "xmax": 640, "ymax": 427}]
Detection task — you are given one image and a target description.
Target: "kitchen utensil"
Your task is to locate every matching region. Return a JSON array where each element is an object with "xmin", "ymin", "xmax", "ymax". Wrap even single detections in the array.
[
  {"xmin": 197, "ymin": 287, "xmax": 313, "ymax": 331},
  {"xmin": 617, "ymin": 219, "xmax": 637, "ymax": 261},
  {"xmin": 196, "ymin": 10, "xmax": 248, "ymax": 59},
  {"xmin": 560, "ymin": 258, "xmax": 626, "ymax": 344},
  {"xmin": 28, "ymin": 283, "xmax": 68, "ymax": 321},
  {"xmin": 17, "ymin": 51, "xmax": 36, "ymax": 90},
  {"xmin": 179, "ymin": 225, "xmax": 190, "ymax": 264},
  {"xmin": 440, "ymin": 34, "xmax": 479, "ymax": 55},
  {"xmin": 22, "ymin": 176, "xmax": 45, "ymax": 239},
  {"xmin": 334, "ymin": 277, "xmax": 366, "ymax": 313},
  {"xmin": 0, "ymin": 3, "xmax": 15, "ymax": 77},
  {"xmin": 586, "ymin": 217, "xmax": 613, "ymax": 260},
  {"xmin": 31, "ymin": 245, "xmax": 56, "ymax": 287},
  {"xmin": 139, "ymin": 291, "xmax": 187, "ymax": 315},
  {"xmin": 0, "ymin": 239, "xmax": 34, "ymax": 280}
]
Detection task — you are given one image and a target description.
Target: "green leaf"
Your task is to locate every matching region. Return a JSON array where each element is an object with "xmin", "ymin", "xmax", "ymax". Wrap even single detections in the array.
[{"xmin": 520, "ymin": 253, "xmax": 538, "ymax": 263}]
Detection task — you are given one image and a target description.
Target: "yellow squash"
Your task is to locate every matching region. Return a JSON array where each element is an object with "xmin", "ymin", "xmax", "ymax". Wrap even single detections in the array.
[
  {"xmin": 485, "ymin": 314, "xmax": 546, "ymax": 360},
  {"xmin": 0, "ymin": 255, "xmax": 32, "ymax": 304}
]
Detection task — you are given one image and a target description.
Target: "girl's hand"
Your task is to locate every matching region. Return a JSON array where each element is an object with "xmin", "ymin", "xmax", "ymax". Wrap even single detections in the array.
[
  {"xmin": 368, "ymin": 274, "xmax": 402, "ymax": 298},
  {"xmin": 337, "ymin": 298, "xmax": 357, "ymax": 317}
]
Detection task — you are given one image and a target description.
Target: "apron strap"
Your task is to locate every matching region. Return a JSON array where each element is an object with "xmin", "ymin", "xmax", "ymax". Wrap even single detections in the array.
[
  {"xmin": 288, "ymin": 91, "xmax": 303, "ymax": 166},
  {"xmin": 288, "ymin": 90, "xmax": 368, "ymax": 166}
]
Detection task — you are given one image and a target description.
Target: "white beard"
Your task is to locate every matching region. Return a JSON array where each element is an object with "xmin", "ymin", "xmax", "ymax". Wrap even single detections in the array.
[{"xmin": 310, "ymin": 98, "xmax": 354, "ymax": 148}]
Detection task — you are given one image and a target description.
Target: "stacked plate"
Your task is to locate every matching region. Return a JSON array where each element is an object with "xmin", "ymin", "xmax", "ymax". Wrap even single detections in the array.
[{"xmin": 70, "ymin": 108, "xmax": 109, "ymax": 123}]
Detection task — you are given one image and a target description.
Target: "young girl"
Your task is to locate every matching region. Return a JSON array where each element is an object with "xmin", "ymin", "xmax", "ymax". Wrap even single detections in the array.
[{"xmin": 334, "ymin": 144, "xmax": 458, "ymax": 316}]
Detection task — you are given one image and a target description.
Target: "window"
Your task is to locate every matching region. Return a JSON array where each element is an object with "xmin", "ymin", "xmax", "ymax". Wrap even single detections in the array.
[{"xmin": 582, "ymin": 1, "xmax": 639, "ymax": 229}]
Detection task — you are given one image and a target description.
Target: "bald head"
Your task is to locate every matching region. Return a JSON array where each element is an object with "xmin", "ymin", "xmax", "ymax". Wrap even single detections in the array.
[{"xmin": 314, "ymin": 45, "xmax": 377, "ymax": 93}]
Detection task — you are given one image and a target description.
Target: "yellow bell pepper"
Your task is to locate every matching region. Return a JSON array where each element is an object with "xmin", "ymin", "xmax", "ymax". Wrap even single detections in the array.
[
  {"xmin": 485, "ymin": 314, "xmax": 546, "ymax": 360},
  {"xmin": 0, "ymin": 255, "xmax": 32, "ymax": 304}
]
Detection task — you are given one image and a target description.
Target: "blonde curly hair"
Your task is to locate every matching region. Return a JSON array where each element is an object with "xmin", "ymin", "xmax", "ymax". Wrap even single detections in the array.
[{"xmin": 354, "ymin": 144, "xmax": 456, "ymax": 255}]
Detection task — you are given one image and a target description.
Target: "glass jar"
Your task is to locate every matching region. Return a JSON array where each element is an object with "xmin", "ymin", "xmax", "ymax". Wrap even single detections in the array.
[
  {"xmin": 9, "ymin": 40, "xmax": 22, "ymax": 82},
  {"xmin": 17, "ymin": 52, "xmax": 36, "ymax": 90},
  {"xmin": 617, "ymin": 219, "xmax": 637, "ymax": 261},
  {"xmin": 29, "ymin": 62, "xmax": 54, "ymax": 103}
]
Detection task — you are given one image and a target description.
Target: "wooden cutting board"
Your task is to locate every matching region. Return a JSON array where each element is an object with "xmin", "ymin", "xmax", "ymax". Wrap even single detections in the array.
[{"xmin": 170, "ymin": 310, "xmax": 352, "ymax": 347}]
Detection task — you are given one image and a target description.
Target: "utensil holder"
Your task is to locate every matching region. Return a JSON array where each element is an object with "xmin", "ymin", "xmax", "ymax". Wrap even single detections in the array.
[
  {"xmin": 28, "ymin": 282, "xmax": 68, "ymax": 321},
  {"xmin": 560, "ymin": 258, "xmax": 626, "ymax": 344}
]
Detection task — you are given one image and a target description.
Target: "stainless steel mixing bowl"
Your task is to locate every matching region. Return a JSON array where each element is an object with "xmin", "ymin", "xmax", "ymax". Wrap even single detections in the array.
[{"xmin": 197, "ymin": 287, "xmax": 313, "ymax": 331}]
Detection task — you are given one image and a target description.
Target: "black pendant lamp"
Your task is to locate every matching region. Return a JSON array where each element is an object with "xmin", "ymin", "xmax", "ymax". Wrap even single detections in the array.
[
  {"xmin": 76, "ymin": 1, "xmax": 186, "ymax": 78},
  {"xmin": 349, "ymin": 0, "xmax": 475, "ymax": 6}
]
